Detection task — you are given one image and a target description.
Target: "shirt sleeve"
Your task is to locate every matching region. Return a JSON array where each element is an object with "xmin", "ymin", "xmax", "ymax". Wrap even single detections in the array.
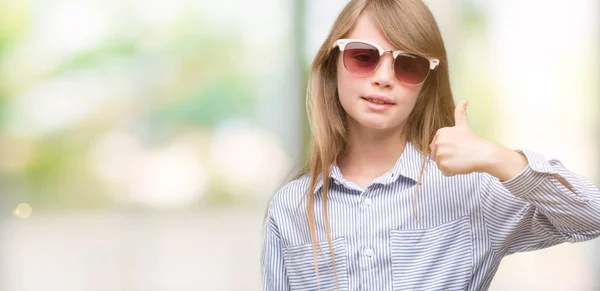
[
  {"xmin": 261, "ymin": 211, "xmax": 289, "ymax": 291},
  {"xmin": 479, "ymin": 149, "xmax": 600, "ymax": 255}
]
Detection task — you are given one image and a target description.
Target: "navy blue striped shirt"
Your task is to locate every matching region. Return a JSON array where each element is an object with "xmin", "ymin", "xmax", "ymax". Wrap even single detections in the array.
[{"xmin": 261, "ymin": 141, "xmax": 600, "ymax": 290}]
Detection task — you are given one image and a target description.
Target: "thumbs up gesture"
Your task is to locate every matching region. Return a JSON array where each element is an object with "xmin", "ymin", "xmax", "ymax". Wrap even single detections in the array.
[{"xmin": 429, "ymin": 100, "xmax": 494, "ymax": 176}]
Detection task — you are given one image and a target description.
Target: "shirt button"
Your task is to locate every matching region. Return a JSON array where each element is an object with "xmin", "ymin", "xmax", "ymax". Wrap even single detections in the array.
[
  {"xmin": 363, "ymin": 198, "xmax": 372, "ymax": 206},
  {"xmin": 365, "ymin": 248, "xmax": 374, "ymax": 257}
]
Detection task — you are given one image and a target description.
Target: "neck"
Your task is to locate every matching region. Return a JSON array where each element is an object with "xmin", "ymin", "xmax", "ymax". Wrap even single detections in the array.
[{"xmin": 338, "ymin": 120, "xmax": 407, "ymax": 180}]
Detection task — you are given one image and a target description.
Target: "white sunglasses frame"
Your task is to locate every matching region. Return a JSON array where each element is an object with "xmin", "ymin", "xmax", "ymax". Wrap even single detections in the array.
[{"xmin": 333, "ymin": 38, "xmax": 440, "ymax": 85}]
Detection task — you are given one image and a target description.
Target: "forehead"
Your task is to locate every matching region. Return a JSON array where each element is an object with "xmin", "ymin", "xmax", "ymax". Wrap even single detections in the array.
[{"xmin": 346, "ymin": 13, "xmax": 397, "ymax": 51}]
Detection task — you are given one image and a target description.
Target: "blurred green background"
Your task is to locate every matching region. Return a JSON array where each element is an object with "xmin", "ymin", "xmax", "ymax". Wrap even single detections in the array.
[{"xmin": 0, "ymin": 0, "xmax": 598, "ymax": 290}]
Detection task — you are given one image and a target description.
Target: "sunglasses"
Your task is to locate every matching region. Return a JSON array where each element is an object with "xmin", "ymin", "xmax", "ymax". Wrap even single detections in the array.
[{"xmin": 333, "ymin": 39, "xmax": 439, "ymax": 86}]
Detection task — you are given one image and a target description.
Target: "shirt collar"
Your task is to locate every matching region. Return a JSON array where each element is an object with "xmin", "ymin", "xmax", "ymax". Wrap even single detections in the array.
[{"xmin": 313, "ymin": 140, "xmax": 426, "ymax": 193}]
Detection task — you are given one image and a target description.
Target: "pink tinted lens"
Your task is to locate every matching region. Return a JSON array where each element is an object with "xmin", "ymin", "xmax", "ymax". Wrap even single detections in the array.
[
  {"xmin": 342, "ymin": 42, "xmax": 380, "ymax": 74},
  {"xmin": 394, "ymin": 54, "xmax": 430, "ymax": 85}
]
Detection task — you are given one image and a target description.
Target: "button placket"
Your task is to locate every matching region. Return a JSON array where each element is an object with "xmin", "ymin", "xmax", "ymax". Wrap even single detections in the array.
[{"xmin": 359, "ymin": 190, "xmax": 373, "ymax": 272}]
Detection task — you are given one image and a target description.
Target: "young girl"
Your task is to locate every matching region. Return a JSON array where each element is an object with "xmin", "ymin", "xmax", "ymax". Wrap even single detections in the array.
[{"xmin": 261, "ymin": 0, "xmax": 600, "ymax": 290}]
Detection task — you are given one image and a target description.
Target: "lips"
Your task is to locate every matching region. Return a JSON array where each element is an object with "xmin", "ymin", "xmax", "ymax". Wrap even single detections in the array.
[
  {"xmin": 362, "ymin": 97, "xmax": 393, "ymax": 105},
  {"xmin": 361, "ymin": 95, "xmax": 395, "ymax": 105}
]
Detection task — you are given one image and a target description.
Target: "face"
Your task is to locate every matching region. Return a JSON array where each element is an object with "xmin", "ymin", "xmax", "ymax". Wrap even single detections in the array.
[{"xmin": 336, "ymin": 13, "xmax": 424, "ymax": 134}]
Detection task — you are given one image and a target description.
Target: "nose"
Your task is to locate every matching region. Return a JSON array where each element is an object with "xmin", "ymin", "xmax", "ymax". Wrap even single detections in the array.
[{"xmin": 371, "ymin": 53, "xmax": 395, "ymax": 89}]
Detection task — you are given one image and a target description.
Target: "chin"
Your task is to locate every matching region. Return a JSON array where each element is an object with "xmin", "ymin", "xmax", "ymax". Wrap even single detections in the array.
[{"xmin": 357, "ymin": 118, "xmax": 396, "ymax": 131}]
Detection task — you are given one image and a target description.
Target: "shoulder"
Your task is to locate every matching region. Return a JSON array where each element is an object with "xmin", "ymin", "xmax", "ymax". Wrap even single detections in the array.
[{"xmin": 267, "ymin": 174, "xmax": 312, "ymax": 215}]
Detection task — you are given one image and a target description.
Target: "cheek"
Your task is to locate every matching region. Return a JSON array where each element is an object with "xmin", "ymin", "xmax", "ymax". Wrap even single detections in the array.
[
  {"xmin": 397, "ymin": 83, "xmax": 422, "ymax": 105},
  {"xmin": 336, "ymin": 68, "xmax": 358, "ymax": 105},
  {"xmin": 336, "ymin": 53, "xmax": 371, "ymax": 104},
  {"xmin": 397, "ymin": 90, "xmax": 420, "ymax": 116}
]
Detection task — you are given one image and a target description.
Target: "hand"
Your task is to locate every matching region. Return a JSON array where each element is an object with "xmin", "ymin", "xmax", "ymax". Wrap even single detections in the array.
[
  {"xmin": 429, "ymin": 100, "xmax": 494, "ymax": 176},
  {"xmin": 429, "ymin": 100, "xmax": 529, "ymax": 179}
]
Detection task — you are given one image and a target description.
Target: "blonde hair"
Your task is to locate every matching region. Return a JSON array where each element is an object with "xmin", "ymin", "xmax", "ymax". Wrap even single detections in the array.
[{"xmin": 300, "ymin": 0, "xmax": 455, "ymax": 288}]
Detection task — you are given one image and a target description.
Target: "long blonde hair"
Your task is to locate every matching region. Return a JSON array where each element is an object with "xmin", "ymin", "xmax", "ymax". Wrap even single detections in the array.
[{"xmin": 301, "ymin": 0, "xmax": 455, "ymax": 287}]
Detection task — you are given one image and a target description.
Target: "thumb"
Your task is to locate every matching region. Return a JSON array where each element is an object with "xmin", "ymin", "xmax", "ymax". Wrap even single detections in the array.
[{"xmin": 454, "ymin": 100, "xmax": 469, "ymax": 126}]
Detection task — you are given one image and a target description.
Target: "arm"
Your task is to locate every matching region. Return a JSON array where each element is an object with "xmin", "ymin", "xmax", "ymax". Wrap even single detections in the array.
[
  {"xmin": 479, "ymin": 145, "xmax": 600, "ymax": 254},
  {"xmin": 261, "ymin": 212, "xmax": 289, "ymax": 291}
]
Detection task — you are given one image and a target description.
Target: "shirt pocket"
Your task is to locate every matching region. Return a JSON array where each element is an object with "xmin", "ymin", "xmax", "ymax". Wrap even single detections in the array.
[
  {"xmin": 283, "ymin": 236, "xmax": 349, "ymax": 291},
  {"xmin": 390, "ymin": 215, "xmax": 474, "ymax": 291}
]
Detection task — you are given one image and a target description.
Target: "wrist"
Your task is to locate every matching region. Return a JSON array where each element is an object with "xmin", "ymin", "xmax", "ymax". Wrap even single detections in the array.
[{"xmin": 480, "ymin": 142, "xmax": 528, "ymax": 181}]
